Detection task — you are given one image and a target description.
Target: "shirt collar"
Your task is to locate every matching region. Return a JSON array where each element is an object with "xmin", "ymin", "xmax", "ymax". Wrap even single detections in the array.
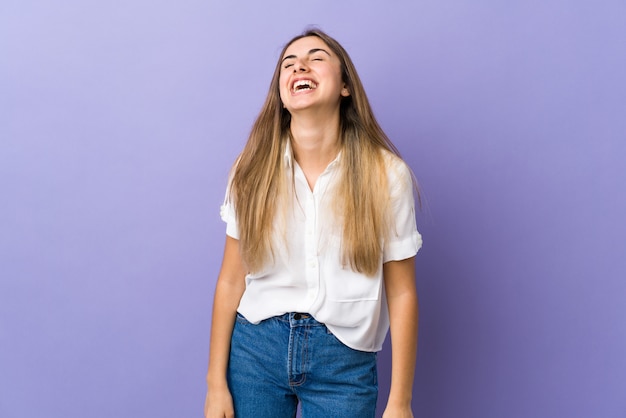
[{"xmin": 284, "ymin": 138, "xmax": 294, "ymax": 169}]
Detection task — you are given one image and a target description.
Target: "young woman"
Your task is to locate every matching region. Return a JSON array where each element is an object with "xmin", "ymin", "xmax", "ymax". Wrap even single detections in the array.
[{"xmin": 204, "ymin": 29, "xmax": 422, "ymax": 418}]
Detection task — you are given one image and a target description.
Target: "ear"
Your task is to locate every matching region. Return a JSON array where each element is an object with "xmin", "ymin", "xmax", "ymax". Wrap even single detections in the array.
[{"xmin": 341, "ymin": 85, "xmax": 350, "ymax": 97}]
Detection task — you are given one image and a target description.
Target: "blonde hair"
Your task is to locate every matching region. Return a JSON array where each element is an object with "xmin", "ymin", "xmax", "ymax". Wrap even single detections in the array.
[{"xmin": 229, "ymin": 28, "xmax": 413, "ymax": 276}]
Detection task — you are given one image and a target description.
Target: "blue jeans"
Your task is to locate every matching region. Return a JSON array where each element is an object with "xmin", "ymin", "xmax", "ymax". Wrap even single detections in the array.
[{"xmin": 227, "ymin": 312, "xmax": 378, "ymax": 418}]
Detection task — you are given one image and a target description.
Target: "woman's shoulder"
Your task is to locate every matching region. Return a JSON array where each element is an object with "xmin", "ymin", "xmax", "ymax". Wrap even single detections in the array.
[{"xmin": 380, "ymin": 149, "xmax": 412, "ymax": 183}]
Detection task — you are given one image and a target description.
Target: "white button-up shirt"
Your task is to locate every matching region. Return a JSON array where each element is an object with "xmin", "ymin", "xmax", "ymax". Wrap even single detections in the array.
[{"xmin": 220, "ymin": 146, "xmax": 422, "ymax": 352}]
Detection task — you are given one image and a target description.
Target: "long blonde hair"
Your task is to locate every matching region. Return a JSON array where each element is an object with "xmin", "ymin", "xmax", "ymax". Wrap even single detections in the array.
[{"xmin": 230, "ymin": 28, "xmax": 411, "ymax": 276}]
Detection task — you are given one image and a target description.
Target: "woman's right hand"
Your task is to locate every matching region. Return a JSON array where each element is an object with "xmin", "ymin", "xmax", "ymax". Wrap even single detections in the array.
[{"xmin": 204, "ymin": 386, "xmax": 234, "ymax": 418}]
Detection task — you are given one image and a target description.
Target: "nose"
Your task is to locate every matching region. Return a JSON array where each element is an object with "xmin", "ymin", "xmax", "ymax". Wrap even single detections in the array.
[{"xmin": 293, "ymin": 59, "xmax": 308, "ymax": 73}]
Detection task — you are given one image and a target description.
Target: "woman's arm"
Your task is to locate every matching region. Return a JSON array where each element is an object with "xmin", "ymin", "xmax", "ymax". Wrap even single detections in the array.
[
  {"xmin": 204, "ymin": 236, "xmax": 247, "ymax": 418},
  {"xmin": 382, "ymin": 256, "xmax": 419, "ymax": 418}
]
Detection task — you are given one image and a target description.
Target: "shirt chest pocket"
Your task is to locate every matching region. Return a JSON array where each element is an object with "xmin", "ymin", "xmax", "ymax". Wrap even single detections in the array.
[{"xmin": 325, "ymin": 270, "xmax": 382, "ymax": 302}]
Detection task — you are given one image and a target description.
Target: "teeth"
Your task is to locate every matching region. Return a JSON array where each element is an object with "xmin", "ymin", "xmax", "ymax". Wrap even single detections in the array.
[{"xmin": 293, "ymin": 79, "xmax": 317, "ymax": 92}]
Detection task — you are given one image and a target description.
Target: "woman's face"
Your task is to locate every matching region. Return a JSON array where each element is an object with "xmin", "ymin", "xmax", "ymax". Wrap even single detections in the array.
[{"xmin": 279, "ymin": 36, "xmax": 350, "ymax": 115}]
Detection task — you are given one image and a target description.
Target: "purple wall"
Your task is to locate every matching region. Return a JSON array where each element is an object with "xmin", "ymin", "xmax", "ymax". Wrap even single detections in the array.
[{"xmin": 1, "ymin": 1, "xmax": 625, "ymax": 417}]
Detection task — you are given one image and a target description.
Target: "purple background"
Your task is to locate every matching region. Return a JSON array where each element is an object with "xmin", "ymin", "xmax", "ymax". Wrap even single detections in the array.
[{"xmin": 2, "ymin": 1, "xmax": 625, "ymax": 417}]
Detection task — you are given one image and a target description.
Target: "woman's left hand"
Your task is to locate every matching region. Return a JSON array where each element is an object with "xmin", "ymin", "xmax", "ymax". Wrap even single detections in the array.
[{"xmin": 382, "ymin": 404, "xmax": 414, "ymax": 418}]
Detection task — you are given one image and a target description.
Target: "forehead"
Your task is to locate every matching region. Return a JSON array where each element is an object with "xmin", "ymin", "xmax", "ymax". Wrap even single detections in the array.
[{"xmin": 282, "ymin": 36, "xmax": 333, "ymax": 58}]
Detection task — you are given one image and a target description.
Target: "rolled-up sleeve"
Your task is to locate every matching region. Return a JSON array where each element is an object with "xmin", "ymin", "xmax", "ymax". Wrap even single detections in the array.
[
  {"xmin": 382, "ymin": 159, "xmax": 422, "ymax": 263},
  {"xmin": 220, "ymin": 191, "xmax": 239, "ymax": 239}
]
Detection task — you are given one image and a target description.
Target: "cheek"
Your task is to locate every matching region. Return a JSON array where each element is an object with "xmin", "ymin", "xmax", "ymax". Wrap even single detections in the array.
[{"xmin": 278, "ymin": 75, "xmax": 290, "ymax": 100}]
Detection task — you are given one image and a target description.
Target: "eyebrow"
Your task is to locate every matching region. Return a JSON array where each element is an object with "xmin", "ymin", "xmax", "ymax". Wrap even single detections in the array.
[{"xmin": 281, "ymin": 48, "xmax": 331, "ymax": 63}]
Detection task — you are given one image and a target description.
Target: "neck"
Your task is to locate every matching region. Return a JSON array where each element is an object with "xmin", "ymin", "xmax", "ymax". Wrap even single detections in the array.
[
  {"xmin": 289, "ymin": 111, "xmax": 341, "ymax": 168},
  {"xmin": 289, "ymin": 112, "xmax": 341, "ymax": 190}
]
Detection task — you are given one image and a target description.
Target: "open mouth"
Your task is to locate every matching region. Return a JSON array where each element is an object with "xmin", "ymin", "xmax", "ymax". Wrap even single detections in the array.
[{"xmin": 292, "ymin": 79, "xmax": 318, "ymax": 93}]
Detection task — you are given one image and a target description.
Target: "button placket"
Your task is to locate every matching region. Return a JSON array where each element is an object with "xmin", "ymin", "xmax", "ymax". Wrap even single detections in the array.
[{"xmin": 303, "ymin": 192, "xmax": 319, "ymax": 307}]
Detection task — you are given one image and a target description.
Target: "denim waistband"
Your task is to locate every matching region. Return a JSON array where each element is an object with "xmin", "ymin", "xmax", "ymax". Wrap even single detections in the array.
[{"xmin": 273, "ymin": 312, "xmax": 325, "ymax": 327}]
